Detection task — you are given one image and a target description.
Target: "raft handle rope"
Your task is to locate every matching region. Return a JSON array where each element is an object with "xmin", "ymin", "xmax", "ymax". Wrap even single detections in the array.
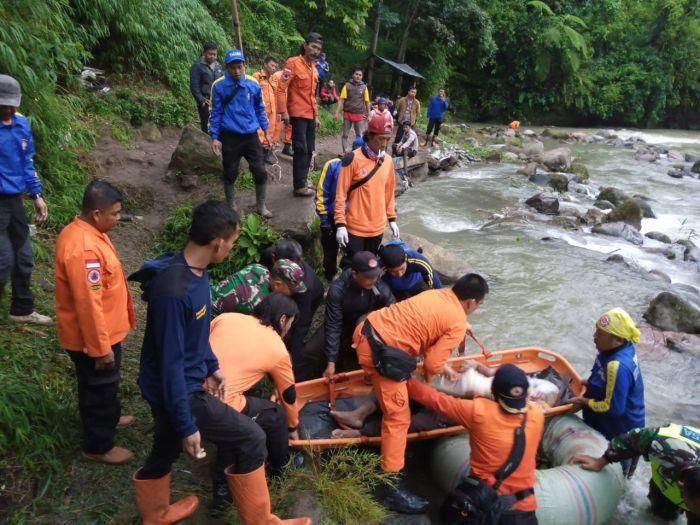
[
  {"xmin": 266, "ymin": 144, "xmax": 283, "ymax": 182},
  {"xmin": 459, "ymin": 331, "xmax": 492, "ymax": 358}
]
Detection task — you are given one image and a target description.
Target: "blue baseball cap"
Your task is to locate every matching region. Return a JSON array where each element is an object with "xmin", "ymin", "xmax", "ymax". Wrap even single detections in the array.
[
  {"xmin": 225, "ymin": 49, "xmax": 246, "ymax": 64},
  {"xmin": 352, "ymin": 137, "xmax": 364, "ymax": 149},
  {"xmin": 377, "ymin": 97, "xmax": 388, "ymax": 104}
]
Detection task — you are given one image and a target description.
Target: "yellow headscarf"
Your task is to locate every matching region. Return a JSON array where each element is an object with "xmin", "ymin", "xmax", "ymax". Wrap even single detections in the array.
[{"xmin": 596, "ymin": 308, "xmax": 641, "ymax": 344}]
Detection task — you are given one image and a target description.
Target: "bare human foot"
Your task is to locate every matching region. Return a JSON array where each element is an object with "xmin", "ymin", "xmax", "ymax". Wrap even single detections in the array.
[
  {"xmin": 331, "ymin": 428, "xmax": 362, "ymax": 439},
  {"xmin": 329, "ymin": 409, "xmax": 365, "ymax": 429}
]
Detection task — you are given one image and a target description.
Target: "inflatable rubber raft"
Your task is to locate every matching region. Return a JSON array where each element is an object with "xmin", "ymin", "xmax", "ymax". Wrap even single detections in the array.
[
  {"xmin": 431, "ymin": 414, "xmax": 625, "ymax": 525},
  {"xmin": 289, "ymin": 347, "xmax": 584, "ymax": 449}
]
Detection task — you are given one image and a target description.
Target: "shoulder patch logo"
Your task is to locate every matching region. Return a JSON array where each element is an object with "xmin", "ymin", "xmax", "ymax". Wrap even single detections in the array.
[
  {"xmin": 85, "ymin": 259, "xmax": 101, "ymax": 269},
  {"xmin": 195, "ymin": 304, "xmax": 207, "ymax": 320},
  {"xmin": 87, "ymin": 269, "xmax": 101, "ymax": 284}
]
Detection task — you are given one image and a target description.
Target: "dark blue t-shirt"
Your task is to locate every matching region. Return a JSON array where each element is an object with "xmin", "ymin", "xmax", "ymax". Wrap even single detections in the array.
[{"xmin": 135, "ymin": 252, "xmax": 219, "ymax": 438}]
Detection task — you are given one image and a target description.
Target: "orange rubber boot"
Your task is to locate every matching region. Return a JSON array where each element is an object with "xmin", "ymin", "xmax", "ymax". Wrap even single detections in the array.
[
  {"xmin": 132, "ymin": 469, "xmax": 199, "ymax": 524},
  {"xmin": 225, "ymin": 465, "xmax": 311, "ymax": 525}
]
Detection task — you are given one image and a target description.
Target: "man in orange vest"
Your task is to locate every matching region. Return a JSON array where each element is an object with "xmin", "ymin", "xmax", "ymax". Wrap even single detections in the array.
[
  {"xmin": 276, "ymin": 32, "xmax": 323, "ymax": 197},
  {"xmin": 55, "ymin": 180, "xmax": 136, "ymax": 465},
  {"xmin": 408, "ymin": 364, "xmax": 544, "ymax": 525},
  {"xmin": 353, "ymin": 273, "xmax": 488, "ymax": 513},
  {"xmin": 253, "ymin": 56, "xmax": 280, "ymax": 165},
  {"xmin": 334, "ymin": 113, "xmax": 398, "ymax": 267}
]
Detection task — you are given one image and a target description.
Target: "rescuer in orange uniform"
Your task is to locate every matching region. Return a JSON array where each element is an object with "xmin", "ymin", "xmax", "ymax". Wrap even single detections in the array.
[
  {"xmin": 55, "ymin": 180, "xmax": 135, "ymax": 465},
  {"xmin": 209, "ymin": 293, "xmax": 300, "ymax": 511},
  {"xmin": 353, "ymin": 273, "xmax": 489, "ymax": 513},
  {"xmin": 334, "ymin": 113, "xmax": 398, "ymax": 267},
  {"xmin": 253, "ymin": 56, "xmax": 280, "ymax": 165},
  {"xmin": 407, "ymin": 364, "xmax": 544, "ymax": 525},
  {"xmin": 276, "ymin": 32, "xmax": 323, "ymax": 196}
]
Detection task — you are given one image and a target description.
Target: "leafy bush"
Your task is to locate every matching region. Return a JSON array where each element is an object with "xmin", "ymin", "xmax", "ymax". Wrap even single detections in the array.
[{"xmin": 156, "ymin": 203, "xmax": 280, "ymax": 281}]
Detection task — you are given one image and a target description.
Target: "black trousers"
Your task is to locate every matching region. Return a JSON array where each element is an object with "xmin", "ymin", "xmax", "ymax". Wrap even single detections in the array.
[
  {"xmin": 394, "ymin": 124, "xmax": 406, "ymax": 144},
  {"xmin": 197, "ymin": 103, "xmax": 210, "ymax": 133},
  {"xmin": 242, "ymin": 396, "xmax": 289, "ymax": 473},
  {"xmin": 320, "ymin": 220, "xmax": 339, "ymax": 281},
  {"xmin": 499, "ymin": 511, "xmax": 538, "ymax": 525},
  {"xmin": 426, "ymin": 118, "xmax": 443, "ymax": 136},
  {"xmin": 290, "ymin": 117, "xmax": 315, "ymax": 190},
  {"xmin": 139, "ymin": 391, "xmax": 266, "ymax": 479},
  {"xmin": 0, "ymin": 195, "xmax": 34, "ymax": 316},
  {"xmin": 340, "ymin": 232, "xmax": 383, "ymax": 270},
  {"xmin": 221, "ymin": 131, "xmax": 268, "ymax": 185},
  {"xmin": 67, "ymin": 343, "xmax": 122, "ymax": 454}
]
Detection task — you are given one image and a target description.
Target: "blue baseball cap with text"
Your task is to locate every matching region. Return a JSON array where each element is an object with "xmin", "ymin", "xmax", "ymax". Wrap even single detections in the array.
[{"xmin": 225, "ymin": 49, "xmax": 246, "ymax": 64}]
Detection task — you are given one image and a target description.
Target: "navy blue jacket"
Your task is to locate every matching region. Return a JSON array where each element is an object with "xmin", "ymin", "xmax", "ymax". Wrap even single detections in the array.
[
  {"xmin": 382, "ymin": 249, "xmax": 442, "ymax": 296},
  {"xmin": 0, "ymin": 113, "xmax": 42, "ymax": 197},
  {"xmin": 583, "ymin": 341, "xmax": 645, "ymax": 440},
  {"xmin": 427, "ymin": 96, "xmax": 450, "ymax": 121},
  {"xmin": 129, "ymin": 252, "xmax": 219, "ymax": 438},
  {"xmin": 209, "ymin": 72, "xmax": 268, "ymax": 139},
  {"xmin": 189, "ymin": 57, "xmax": 223, "ymax": 105}
]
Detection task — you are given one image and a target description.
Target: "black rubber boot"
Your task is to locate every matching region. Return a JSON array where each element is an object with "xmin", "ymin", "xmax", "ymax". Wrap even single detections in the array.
[
  {"xmin": 264, "ymin": 149, "xmax": 274, "ymax": 165},
  {"xmin": 282, "ymin": 143, "xmax": 293, "ymax": 156},
  {"xmin": 375, "ymin": 475, "xmax": 429, "ymax": 514},
  {"xmin": 210, "ymin": 474, "xmax": 233, "ymax": 517}
]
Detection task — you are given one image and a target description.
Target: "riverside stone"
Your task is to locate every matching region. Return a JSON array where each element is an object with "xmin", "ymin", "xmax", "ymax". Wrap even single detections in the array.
[
  {"xmin": 608, "ymin": 199, "xmax": 642, "ymax": 230},
  {"xmin": 594, "ymin": 200, "xmax": 616, "ymax": 210},
  {"xmin": 525, "ymin": 192, "xmax": 559, "ymax": 215},
  {"xmin": 593, "ymin": 222, "xmax": 644, "ymax": 245},
  {"xmin": 645, "ymin": 231, "xmax": 672, "ymax": 244},
  {"xmin": 597, "ymin": 187, "xmax": 630, "ymax": 206},
  {"xmin": 400, "ymin": 232, "xmax": 474, "ymax": 284},
  {"xmin": 644, "ymin": 292, "xmax": 700, "ymax": 334},
  {"xmin": 539, "ymin": 147, "xmax": 572, "ymax": 171},
  {"xmin": 632, "ymin": 195, "xmax": 656, "ymax": 218},
  {"xmin": 169, "ymin": 125, "xmax": 222, "ymax": 187}
]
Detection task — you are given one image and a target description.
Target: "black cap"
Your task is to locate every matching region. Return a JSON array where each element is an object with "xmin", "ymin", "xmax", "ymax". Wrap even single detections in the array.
[
  {"xmin": 380, "ymin": 244, "xmax": 406, "ymax": 269},
  {"xmin": 491, "ymin": 364, "xmax": 529, "ymax": 413},
  {"xmin": 351, "ymin": 251, "xmax": 382, "ymax": 278}
]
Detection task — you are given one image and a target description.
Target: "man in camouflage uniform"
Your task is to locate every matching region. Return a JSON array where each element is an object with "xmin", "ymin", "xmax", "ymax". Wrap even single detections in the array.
[
  {"xmin": 574, "ymin": 423, "xmax": 700, "ymax": 524},
  {"xmin": 211, "ymin": 258, "xmax": 306, "ymax": 315}
]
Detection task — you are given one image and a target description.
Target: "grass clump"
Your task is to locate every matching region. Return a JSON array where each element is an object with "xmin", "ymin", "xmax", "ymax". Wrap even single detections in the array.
[
  {"xmin": 317, "ymin": 108, "xmax": 343, "ymax": 139},
  {"xmin": 272, "ymin": 448, "xmax": 391, "ymax": 524}
]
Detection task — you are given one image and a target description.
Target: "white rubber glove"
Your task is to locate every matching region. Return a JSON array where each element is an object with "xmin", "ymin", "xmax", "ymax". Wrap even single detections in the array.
[
  {"xmin": 336, "ymin": 226, "xmax": 349, "ymax": 247},
  {"xmin": 389, "ymin": 221, "xmax": 400, "ymax": 239}
]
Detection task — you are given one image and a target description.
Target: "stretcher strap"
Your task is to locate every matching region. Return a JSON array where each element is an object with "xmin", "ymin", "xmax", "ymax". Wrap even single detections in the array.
[{"xmin": 469, "ymin": 331, "xmax": 491, "ymax": 358}]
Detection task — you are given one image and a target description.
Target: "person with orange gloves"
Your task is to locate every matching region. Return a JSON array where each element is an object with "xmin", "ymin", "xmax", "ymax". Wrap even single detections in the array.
[
  {"xmin": 509, "ymin": 120, "xmax": 521, "ymax": 131},
  {"xmin": 276, "ymin": 32, "xmax": 323, "ymax": 196},
  {"xmin": 55, "ymin": 180, "xmax": 136, "ymax": 465},
  {"xmin": 407, "ymin": 364, "xmax": 544, "ymax": 525},
  {"xmin": 353, "ymin": 272, "xmax": 489, "ymax": 513},
  {"xmin": 209, "ymin": 293, "xmax": 300, "ymax": 511},
  {"xmin": 128, "ymin": 201, "xmax": 309, "ymax": 525},
  {"xmin": 334, "ymin": 113, "xmax": 397, "ymax": 268},
  {"xmin": 253, "ymin": 56, "xmax": 280, "ymax": 165}
]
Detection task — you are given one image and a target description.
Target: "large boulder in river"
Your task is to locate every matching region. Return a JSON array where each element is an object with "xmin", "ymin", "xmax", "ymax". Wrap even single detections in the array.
[
  {"xmin": 667, "ymin": 150, "xmax": 685, "ymax": 162},
  {"xmin": 525, "ymin": 192, "xmax": 559, "ymax": 215},
  {"xmin": 169, "ymin": 125, "xmax": 221, "ymax": 187},
  {"xmin": 597, "ymin": 187, "xmax": 630, "ymax": 207},
  {"xmin": 517, "ymin": 162, "xmax": 544, "ymax": 177},
  {"xmin": 539, "ymin": 147, "xmax": 572, "ymax": 171},
  {"xmin": 692, "ymin": 160, "xmax": 700, "ymax": 174},
  {"xmin": 644, "ymin": 292, "xmax": 700, "ymax": 334},
  {"xmin": 568, "ymin": 163, "xmax": 590, "ymax": 182},
  {"xmin": 607, "ymin": 199, "xmax": 642, "ymax": 230},
  {"xmin": 400, "ymin": 233, "xmax": 473, "ymax": 284},
  {"xmin": 548, "ymin": 173, "xmax": 569, "ymax": 193},
  {"xmin": 592, "ymin": 222, "xmax": 644, "ymax": 245},
  {"xmin": 594, "ymin": 200, "xmax": 616, "ymax": 210},
  {"xmin": 645, "ymin": 231, "xmax": 672, "ymax": 244},
  {"xmin": 541, "ymin": 128, "xmax": 570, "ymax": 140},
  {"xmin": 521, "ymin": 139, "xmax": 544, "ymax": 157},
  {"xmin": 632, "ymin": 195, "xmax": 656, "ymax": 218}
]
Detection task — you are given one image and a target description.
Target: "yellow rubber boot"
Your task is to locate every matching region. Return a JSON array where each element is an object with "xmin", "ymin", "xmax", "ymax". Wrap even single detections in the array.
[
  {"xmin": 225, "ymin": 465, "xmax": 311, "ymax": 525},
  {"xmin": 133, "ymin": 469, "xmax": 199, "ymax": 524}
]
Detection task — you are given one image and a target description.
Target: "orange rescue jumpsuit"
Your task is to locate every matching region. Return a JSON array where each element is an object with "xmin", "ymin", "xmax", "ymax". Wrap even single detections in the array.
[
  {"xmin": 55, "ymin": 217, "xmax": 135, "ymax": 356},
  {"xmin": 408, "ymin": 379, "xmax": 544, "ymax": 512},
  {"xmin": 253, "ymin": 70, "xmax": 279, "ymax": 150},
  {"xmin": 276, "ymin": 55, "xmax": 319, "ymax": 121},
  {"xmin": 353, "ymin": 288, "xmax": 467, "ymax": 472},
  {"xmin": 209, "ymin": 313, "xmax": 298, "ymax": 429},
  {"xmin": 334, "ymin": 149, "xmax": 397, "ymax": 238}
]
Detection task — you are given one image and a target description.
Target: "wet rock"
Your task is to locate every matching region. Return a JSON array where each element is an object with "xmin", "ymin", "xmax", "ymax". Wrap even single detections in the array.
[
  {"xmin": 634, "ymin": 151, "xmax": 658, "ymax": 163},
  {"xmin": 644, "ymin": 292, "xmax": 700, "ymax": 334},
  {"xmin": 632, "ymin": 195, "xmax": 656, "ymax": 218},
  {"xmin": 584, "ymin": 207, "xmax": 608, "ymax": 225},
  {"xmin": 521, "ymin": 139, "xmax": 544, "ymax": 156},
  {"xmin": 140, "ymin": 121, "xmax": 162, "ymax": 142},
  {"xmin": 608, "ymin": 199, "xmax": 642, "ymax": 230},
  {"xmin": 541, "ymin": 128, "xmax": 570, "ymax": 140},
  {"xmin": 606, "ymin": 254, "xmax": 629, "ymax": 265},
  {"xmin": 529, "ymin": 171, "xmax": 551, "ymax": 186},
  {"xmin": 686, "ymin": 246, "xmax": 700, "ymax": 262},
  {"xmin": 485, "ymin": 151, "xmax": 502, "ymax": 162},
  {"xmin": 502, "ymin": 151, "xmax": 520, "ymax": 162},
  {"xmin": 692, "ymin": 160, "xmax": 700, "ymax": 174},
  {"xmin": 551, "ymin": 216, "xmax": 580, "ymax": 230},
  {"xmin": 178, "ymin": 173, "xmax": 199, "ymax": 190},
  {"xmin": 590, "ymin": 134, "xmax": 606, "ymax": 142},
  {"xmin": 597, "ymin": 186, "xmax": 630, "ymax": 207},
  {"xmin": 570, "ymin": 132, "xmax": 587, "ymax": 142},
  {"xmin": 593, "ymin": 222, "xmax": 644, "ymax": 245},
  {"xmin": 517, "ymin": 162, "xmax": 541, "ymax": 177},
  {"xmin": 608, "ymin": 138, "xmax": 625, "ymax": 147},
  {"xmin": 685, "ymin": 153, "xmax": 699, "ymax": 163},
  {"xmin": 676, "ymin": 239, "xmax": 696, "ymax": 249},
  {"xmin": 667, "ymin": 168, "xmax": 684, "ymax": 179},
  {"xmin": 525, "ymin": 192, "xmax": 559, "ymax": 215},
  {"xmin": 427, "ymin": 155, "xmax": 440, "ymax": 171},
  {"xmin": 648, "ymin": 269, "xmax": 672, "ymax": 283},
  {"xmin": 400, "ymin": 233, "xmax": 474, "ymax": 284},
  {"xmin": 594, "ymin": 200, "xmax": 615, "ymax": 210},
  {"xmin": 169, "ymin": 125, "xmax": 221, "ymax": 185},
  {"xmin": 568, "ymin": 181, "xmax": 595, "ymax": 198},
  {"xmin": 504, "ymin": 136, "xmax": 523, "ymax": 147},
  {"xmin": 522, "ymin": 129, "xmax": 537, "ymax": 137},
  {"xmin": 288, "ymin": 490, "xmax": 324, "ymax": 524},
  {"xmin": 667, "ymin": 149, "xmax": 685, "ymax": 162},
  {"xmin": 548, "ymin": 173, "xmax": 569, "ymax": 193},
  {"xmin": 539, "ymin": 147, "xmax": 572, "ymax": 171},
  {"xmin": 645, "ymin": 231, "xmax": 672, "ymax": 244},
  {"xmin": 568, "ymin": 163, "xmax": 589, "ymax": 183}
]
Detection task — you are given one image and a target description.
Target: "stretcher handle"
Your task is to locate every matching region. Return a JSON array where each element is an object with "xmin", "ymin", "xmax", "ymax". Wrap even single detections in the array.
[
  {"xmin": 459, "ymin": 330, "xmax": 492, "ymax": 358},
  {"xmin": 325, "ymin": 373, "xmax": 351, "ymax": 411}
]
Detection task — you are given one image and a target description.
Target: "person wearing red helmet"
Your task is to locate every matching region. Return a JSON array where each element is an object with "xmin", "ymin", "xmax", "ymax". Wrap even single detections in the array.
[{"xmin": 334, "ymin": 113, "xmax": 398, "ymax": 268}]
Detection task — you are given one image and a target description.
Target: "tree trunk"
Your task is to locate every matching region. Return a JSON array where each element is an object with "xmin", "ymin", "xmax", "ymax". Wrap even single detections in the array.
[
  {"xmin": 366, "ymin": 0, "xmax": 383, "ymax": 90},
  {"xmin": 231, "ymin": 0, "xmax": 243, "ymax": 52},
  {"xmin": 394, "ymin": 0, "xmax": 419, "ymax": 96}
]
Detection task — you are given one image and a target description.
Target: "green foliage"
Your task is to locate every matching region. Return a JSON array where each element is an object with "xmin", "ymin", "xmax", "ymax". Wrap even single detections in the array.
[
  {"xmin": 273, "ymin": 448, "xmax": 391, "ymax": 524},
  {"xmin": 317, "ymin": 108, "xmax": 343, "ymax": 138},
  {"xmin": 156, "ymin": 203, "xmax": 280, "ymax": 281}
]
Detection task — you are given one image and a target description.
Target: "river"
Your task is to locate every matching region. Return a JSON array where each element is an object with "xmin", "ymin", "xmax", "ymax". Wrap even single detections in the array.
[{"xmin": 398, "ymin": 127, "xmax": 700, "ymax": 524}]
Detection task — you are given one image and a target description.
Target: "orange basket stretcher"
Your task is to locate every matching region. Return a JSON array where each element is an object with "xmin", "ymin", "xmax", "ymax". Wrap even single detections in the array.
[{"xmin": 287, "ymin": 347, "xmax": 584, "ymax": 449}]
